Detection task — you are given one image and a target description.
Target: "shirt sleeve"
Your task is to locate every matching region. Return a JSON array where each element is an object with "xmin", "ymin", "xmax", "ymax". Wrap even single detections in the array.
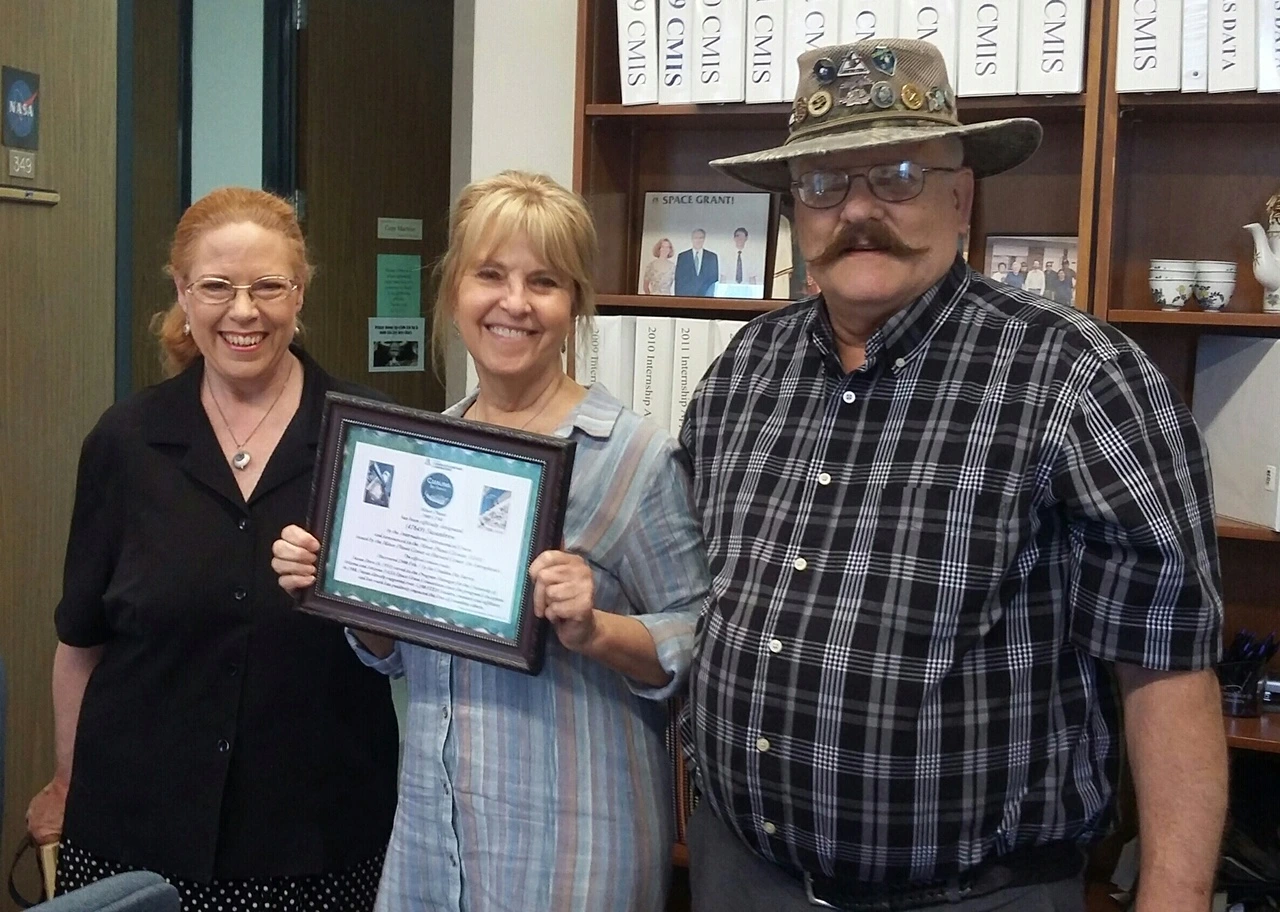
[
  {"xmin": 1053, "ymin": 348, "xmax": 1223, "ymax": 671},
  {"xmin": 616, "ymin": 439, "xmax": 712, "ymax": 701},
  {"xmin": 345, "ymin": 629, "xmax": 406, "ymax": 678},
  {"xmin": 54, "ymin": 422, "xmax": 121, "ymax": 647}
]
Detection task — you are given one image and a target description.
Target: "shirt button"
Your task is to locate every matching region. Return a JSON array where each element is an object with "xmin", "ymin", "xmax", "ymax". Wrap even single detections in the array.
[
  {"xmin": 756, "ymin": 737, "xmax": 771, "ymax": 753},
  {"xmin": 894, "ymin": 357, "xmax": 907, "ymax": 370},
  {"xmin": 216, "ymin": 739, "xmax": 230, "ymax": 753},
  {"xmin": 817, "ymin": 472, "xmax": 831, "ymax": 486},
  {"xmin": 233, "ymin": 587, "xmax": 247, "ymax": 601},
  {"xmin": 768, "ymin": 638, "xmax": 783, "ymax": 654},
  {"xmin": 442, "ymin": 705, "xmax": 450, "ymax": 719},
  {"xmin": 238, "ymin": 518, "xmax": 249, "ymax": 531},
  {"xmin": 793, "ymin": 557, "xmax": 808, "ymax": 571},
  {"xmin": 763, "ymin": 821, "xmax": 778, "ymax": 835},
  {"xmin": 842, "ymin": 390, "xmax": 856, "ymax": 404}
]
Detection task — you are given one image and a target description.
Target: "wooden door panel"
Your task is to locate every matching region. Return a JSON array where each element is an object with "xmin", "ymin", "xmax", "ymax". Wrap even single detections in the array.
[{"xmin": 296, "ymin": 0, "xmax": 452, "ymax": 411}]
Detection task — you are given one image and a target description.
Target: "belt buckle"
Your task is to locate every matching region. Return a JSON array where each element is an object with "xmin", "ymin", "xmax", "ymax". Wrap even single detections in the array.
[{"xmin": 804, "ymin": 872, "xmax": 840, "ymax": 909}]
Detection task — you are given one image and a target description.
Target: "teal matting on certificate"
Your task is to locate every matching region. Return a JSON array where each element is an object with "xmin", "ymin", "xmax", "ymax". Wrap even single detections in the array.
[{"xmin": 322, "ymin": 424, "xmax": 544, "ymax": 642}]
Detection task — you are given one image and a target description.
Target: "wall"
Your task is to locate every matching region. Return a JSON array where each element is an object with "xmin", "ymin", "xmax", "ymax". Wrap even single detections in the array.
[
  {"xmin": 445, "ymin": 0, "xmax": 579, "ymax": 403},
  {"xmin": 0, "ymin": 3, "xmax": 117, "ymax": 908},
  {"xmin": 190, "ymin": 0, "xmax": 264, "ymax": 201}
]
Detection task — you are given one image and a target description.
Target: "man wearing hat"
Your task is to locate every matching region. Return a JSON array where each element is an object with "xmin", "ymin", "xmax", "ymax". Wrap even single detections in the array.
[{"xmin": 679, "ymin": 39, "xmax": 1227, "ymax": 912}]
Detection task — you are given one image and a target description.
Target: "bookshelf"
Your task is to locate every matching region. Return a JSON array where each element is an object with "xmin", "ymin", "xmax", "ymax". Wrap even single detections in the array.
[
  {"xmin": 573, "ymin": 1, "xmax": 1107, "ymax": 316},
  {"xmin": 570, "ymin": 0, "xmax": 1280, "ymax": 901}
]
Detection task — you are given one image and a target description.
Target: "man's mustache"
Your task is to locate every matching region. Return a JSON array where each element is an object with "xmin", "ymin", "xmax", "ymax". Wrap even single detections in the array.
[{"xmin": 809, "ymin": 221, "xmax": 927, "ymax": 267}]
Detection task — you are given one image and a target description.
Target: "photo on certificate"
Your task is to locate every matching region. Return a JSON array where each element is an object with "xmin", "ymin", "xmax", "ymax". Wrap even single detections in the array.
[{"xmin": 297, "ymin": 393, "xmax": 576, "ymax": 674}]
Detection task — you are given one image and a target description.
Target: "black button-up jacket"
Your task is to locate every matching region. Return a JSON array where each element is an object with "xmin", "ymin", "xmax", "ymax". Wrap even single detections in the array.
[{"xmin": 57, "ymin": 347, "xmax": 399, "ymax": 883}]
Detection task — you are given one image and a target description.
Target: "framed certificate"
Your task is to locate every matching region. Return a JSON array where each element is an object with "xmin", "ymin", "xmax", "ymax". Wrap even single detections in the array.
[{"xmin": 297, "ymin": 393, "xmax": 576, "ymax": 674}]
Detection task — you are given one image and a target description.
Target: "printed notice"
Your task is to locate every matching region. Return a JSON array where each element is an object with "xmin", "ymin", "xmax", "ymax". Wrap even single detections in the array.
[
  {"xmin": 376, "ymin": 253, "xmax": 423, "ymax": 317},
  {"xmin": 368, "ymin": 317, "xmax": 425, "ymax": 373}
]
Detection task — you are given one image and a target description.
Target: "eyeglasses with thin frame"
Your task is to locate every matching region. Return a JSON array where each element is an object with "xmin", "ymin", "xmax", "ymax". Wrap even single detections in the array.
[
  {"xmin": 185, "ymin": 275, "xmax": 299, "ymax": 305},
  {"xmin": 791, "ymin": 162, "xmax": 963, "ymax": 210}
]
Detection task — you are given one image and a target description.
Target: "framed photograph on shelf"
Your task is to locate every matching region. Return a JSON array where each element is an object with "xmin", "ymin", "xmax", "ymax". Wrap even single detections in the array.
[
  {"xmin": 770, "ymin": 210, "xmax": 821, "ymax": 301},
  {"xmin": 982, "ymin": 235, "xmax": 1080, "ymax": 307},
  {"xmin": 638, "ymin": 191, "xmax": 771, "ymax": 299},
  {"xmin": 296, "ymin": 393, "xmax": 576, "ymax": 675}
]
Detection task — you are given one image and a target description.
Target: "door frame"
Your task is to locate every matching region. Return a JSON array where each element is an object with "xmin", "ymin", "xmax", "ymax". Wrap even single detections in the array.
[{"xmin": 262, "ymin": 0, "xmax": 300, "ymax": 205}]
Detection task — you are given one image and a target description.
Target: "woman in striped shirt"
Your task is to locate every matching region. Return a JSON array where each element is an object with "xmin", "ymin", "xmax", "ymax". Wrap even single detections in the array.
[{"xmin": 271, "ymin": 170, "xmax": 709, "ymax": 912}]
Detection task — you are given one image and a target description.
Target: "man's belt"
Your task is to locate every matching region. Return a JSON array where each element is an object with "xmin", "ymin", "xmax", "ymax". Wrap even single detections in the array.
[{"xmin": 797, "ymin": 843, "xmax": 1086, "ymax": 911}]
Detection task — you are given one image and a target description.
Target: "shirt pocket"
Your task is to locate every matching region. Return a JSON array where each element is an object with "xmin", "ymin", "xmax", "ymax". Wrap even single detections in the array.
[{"xmin": 866, "ymin": 484, "xmax": 1015, "ymax": 646}]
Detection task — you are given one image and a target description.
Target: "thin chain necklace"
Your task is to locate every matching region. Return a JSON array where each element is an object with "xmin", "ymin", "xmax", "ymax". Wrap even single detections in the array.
[
  {"xmin": 205, "ymin": 357, "xmax": 295, "ymax": 471},
  {"xmin": 475, "ymin": 376, "xmax": 563, "ymax": 432}
]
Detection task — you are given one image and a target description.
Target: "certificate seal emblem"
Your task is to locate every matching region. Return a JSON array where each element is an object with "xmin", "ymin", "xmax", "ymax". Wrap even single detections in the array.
[{"xmin": 421, "ymin": 472, "xmax": 454, "ymax": 509}]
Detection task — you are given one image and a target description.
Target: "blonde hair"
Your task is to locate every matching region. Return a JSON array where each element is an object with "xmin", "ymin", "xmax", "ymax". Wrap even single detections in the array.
[
  {"xmin": 153, "ymin": 187, "xmax": 313, "ymax": 376},
  {"xmin": 431, "ymin": 171, "xmax": 598, "ymax": 373}
]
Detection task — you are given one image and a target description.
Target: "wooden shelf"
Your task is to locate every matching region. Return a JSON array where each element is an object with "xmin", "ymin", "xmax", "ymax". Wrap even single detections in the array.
[
  {"xmin": 1119, "ymin": 92, "xmax": 1280, "ymax": 121},
  {"xmin": 584, "ymin": 95, "xmax": 1085, "ymax": 126},
  {"xmin": 1106, "ymin": 310, "xmax": 1280, "ymax": 328},
  {"xmin": 1225, "ymin": 714, "xmax": 1280, "ymax": 753},
  {"xmin": 597, "ymin": 293, "xmax": 783, "ymax": 314},
  {"xmin": 1217, "ymin": 518, "xmax": 1280, "ymax": 542}
]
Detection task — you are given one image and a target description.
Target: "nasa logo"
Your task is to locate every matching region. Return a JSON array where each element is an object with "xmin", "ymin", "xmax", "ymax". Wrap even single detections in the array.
[{"xmin": 2, "ymin": 67, "xmax": 40, "ymax": 151}]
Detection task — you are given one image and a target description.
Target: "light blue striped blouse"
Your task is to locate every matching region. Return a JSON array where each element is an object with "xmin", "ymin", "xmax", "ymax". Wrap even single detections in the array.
[{"xmin": 349, "ymin": 383, "xmax": 709, "ymax": 912}]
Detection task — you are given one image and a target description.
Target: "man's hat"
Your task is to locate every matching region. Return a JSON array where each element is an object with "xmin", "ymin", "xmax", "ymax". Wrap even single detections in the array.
[{"xmin": 710, "ymin": 38, "xmax": 1042, "ymax": 191}]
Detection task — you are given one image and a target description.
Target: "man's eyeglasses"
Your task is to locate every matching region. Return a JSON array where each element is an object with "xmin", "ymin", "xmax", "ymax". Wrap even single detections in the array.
[
  {"xmin": 186, "ymin": 276, "xmax": 299, "ymax": 305},
  {"xmin": 791, "ymin": 162, "xmax": 962, "ymax": 209}
]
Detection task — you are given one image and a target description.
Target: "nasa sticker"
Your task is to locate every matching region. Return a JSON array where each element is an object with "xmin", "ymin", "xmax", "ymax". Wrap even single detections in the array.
[
  {"xmin": 2, "ymin": 67, "xmax": 40, "ymax": 151},
  {"xmin": 420, "ymin": 472, "xmax": 454, "ymax": 509}
]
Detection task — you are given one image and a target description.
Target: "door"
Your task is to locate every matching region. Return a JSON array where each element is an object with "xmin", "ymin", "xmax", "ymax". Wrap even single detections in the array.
[{"xmin": 281, "ymin": 0, "xmax": 453, "ymax": 412}]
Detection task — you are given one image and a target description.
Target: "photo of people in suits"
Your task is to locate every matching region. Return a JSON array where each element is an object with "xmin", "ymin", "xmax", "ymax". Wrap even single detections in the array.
[
  {"xmin": 675, "ymin": 229, "xmax": 719, "ymax": 297},
  {"xmin": 983, "ymin": 236, "xmax": 1079, "ymax": 308},
  {"xmin": 638, "ymin": 191, "xmax": 769, "ymax": 300}
]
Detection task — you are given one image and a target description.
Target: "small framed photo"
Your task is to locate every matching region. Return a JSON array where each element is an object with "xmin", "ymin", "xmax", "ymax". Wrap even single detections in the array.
[
  {"xmin": 769, "ymin": 210, "xmax": 822, "ymax": 301},
  {"xmin": 638, "ymin": 190, "xmax": 772, "ymax": 299},
  {"xmin": 297, "ymin": 393, "xmax": 577, "ymax": 675},
  {"xmin": 982, "ymin": 235, "xmax": 1080, "ymax": 307}
]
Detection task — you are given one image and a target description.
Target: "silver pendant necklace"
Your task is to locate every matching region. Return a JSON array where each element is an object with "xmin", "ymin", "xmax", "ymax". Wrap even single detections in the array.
[{"xmin": 205, "ymin": 358, "xmax": 295, "ymax": 471}]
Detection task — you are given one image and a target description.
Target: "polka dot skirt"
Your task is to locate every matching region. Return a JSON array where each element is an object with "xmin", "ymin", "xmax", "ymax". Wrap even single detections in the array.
[{"xmin": 56, "ymin": 839, "xmax": 384, "ymax": 912}]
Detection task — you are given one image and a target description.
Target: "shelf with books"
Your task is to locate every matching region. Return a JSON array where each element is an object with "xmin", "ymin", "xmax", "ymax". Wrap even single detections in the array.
[
  {"xmin": 1117, "ymin": 93, "xmax": 1280, "ymax": 122},
  {"xmin": 597, "ymin": 293, "xmax": 784, "ymax": 314},
  {"xmin": 585, "ymin": 94, "xmax": 1089, "ymax": 125}
]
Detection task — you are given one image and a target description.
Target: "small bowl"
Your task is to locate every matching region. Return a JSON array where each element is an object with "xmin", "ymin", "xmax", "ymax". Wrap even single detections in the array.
[
  {"xmin": 1151, "ymin": 278, "xmax": 1194, "ymax": 311},
  {"xmin": 1196, "ymin": 259, "xmax": 1237, "ymax": 272},
  {"xmin": 1193, "ymin": 278, "xmax": 1235, "ymax": 311},
  {"xmin": 1151, "ymin": 258, "xmax": 1197, "ymax": 269}
]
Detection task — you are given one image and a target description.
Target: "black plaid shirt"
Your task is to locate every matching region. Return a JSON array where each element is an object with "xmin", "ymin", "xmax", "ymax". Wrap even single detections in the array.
[{"xmin": 679, "ymin": 258, "xmax": 1223, "ymax": 885}]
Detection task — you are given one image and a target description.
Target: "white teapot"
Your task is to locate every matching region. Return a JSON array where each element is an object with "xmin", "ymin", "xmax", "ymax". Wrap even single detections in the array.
[{"xmin": 1244, "ymin": 188, "xmax": 1280, "ymax": 312}]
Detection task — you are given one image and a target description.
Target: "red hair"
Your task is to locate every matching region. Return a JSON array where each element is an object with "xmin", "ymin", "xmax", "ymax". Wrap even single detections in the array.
[{"xmin": 152, "ymin": 187, "xmax": 313, "ymax": 376}]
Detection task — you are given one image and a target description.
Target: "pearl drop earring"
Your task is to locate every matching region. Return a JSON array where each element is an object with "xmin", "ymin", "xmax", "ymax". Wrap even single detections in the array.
[{"xmin": 182, "ymin": 322, "xmax": 190, "ymax": 336}]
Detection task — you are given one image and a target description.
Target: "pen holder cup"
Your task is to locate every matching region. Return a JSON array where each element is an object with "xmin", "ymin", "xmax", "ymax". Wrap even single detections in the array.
[{"xmin": 1217, "ymin": 661, "xmax": 1265, "ymax": 717}]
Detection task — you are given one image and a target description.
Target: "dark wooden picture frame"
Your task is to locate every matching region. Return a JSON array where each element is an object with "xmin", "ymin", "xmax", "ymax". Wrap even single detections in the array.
[{"xmin": 297, "ymin": 392, "xmax": 576, "ymax": 675}]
